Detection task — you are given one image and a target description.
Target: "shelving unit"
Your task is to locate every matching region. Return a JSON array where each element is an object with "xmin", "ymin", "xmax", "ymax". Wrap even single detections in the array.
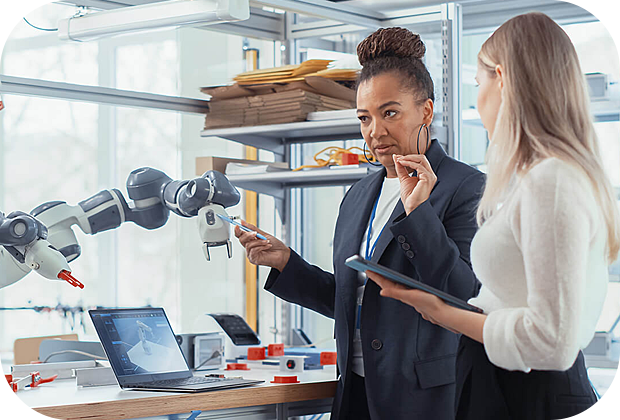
[
  {"xmin": 201, "ymin": 113, "xmax": 448, "ymax": 158},
  {"xmin": 227, "ymin": 166, "xmax": 377, "ymax": 199},
  {"xmin": 201, "ymin": 117, "xmax": 363, "ymax": 156}
]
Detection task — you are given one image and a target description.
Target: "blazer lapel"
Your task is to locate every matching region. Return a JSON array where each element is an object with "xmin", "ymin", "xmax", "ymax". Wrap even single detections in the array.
[{"xmin": 370, "ymin": 200, "xmax": 404, "ymax": 263}]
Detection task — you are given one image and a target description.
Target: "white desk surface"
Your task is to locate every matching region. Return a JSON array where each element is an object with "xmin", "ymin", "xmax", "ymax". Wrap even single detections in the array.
[{"xmin": 14, "ymin": 365, "xmax": 338, "ymax": 420}]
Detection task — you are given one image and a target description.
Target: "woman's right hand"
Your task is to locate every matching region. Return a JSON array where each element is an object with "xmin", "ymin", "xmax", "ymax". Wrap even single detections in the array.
[{"xmin": 234, "ymin": 221, "xmax": 291, "ymax": 272}]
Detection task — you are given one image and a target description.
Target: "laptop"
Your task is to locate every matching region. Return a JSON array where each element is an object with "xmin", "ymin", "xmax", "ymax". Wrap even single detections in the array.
[{"xmin": 89, "ymin": 307, "xmax": 263, "ymax": 392}]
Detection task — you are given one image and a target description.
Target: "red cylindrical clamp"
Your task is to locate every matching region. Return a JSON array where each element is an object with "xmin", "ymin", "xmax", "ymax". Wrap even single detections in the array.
[
  {"xmin": 271, "ymin": 375, "xmax": 300, "ymax": 384},
  {"xmin": 320, "ymin": 351, "xmax": 337, "ymax": 365},
  {"xmin": 267, "ymin": 344, "xmax": 285, "ymax": 357},
  {"xmin": 247, "ymin": 347, "xmax": 266, "ymax": 360},
  {"xmin": 225, "ymin": 363, "xmax": 250, "ymax": 371}
]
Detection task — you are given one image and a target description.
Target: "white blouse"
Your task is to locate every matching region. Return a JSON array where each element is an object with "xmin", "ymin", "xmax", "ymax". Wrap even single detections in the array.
[
  {"xmin": 352, "ymin": 176, "xmax": 402, "ymax": 376},
  {"xmin": 469, "ymin": 158, "xmax": 609, "ymax": 372}
]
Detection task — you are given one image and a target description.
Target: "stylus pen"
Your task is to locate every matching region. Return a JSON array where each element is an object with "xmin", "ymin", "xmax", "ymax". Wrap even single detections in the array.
[{"xmin": 217, "ymin": 214, "xmax": 269, "ymax": 241}]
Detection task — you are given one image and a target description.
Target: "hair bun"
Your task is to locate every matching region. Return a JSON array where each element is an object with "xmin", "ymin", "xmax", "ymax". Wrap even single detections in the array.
[{"xmin": 357, "ymin": 27, "xmax": 425, "ymax": 66}]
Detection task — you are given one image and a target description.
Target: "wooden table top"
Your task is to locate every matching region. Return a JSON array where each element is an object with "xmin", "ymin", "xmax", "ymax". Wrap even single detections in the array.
[{"xmin": 15, "ymin": 366, "xmax": 338, "ymax": 420}]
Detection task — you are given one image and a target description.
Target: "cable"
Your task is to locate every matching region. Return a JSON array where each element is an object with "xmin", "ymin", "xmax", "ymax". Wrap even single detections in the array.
[
  {"xmin": 23, "ymin": 17, "xmax": 58, "ymax": 32},
  {"xmin": 42, "ymin": 350, "xmax": 107, "ymax": 363},
  {"xmin": 194, "ymin": 349, "xmax": 223, "ymax": 370},
  {"xmin": 293, "ymin": 146, "xmax": 377, "ymax": 172}
]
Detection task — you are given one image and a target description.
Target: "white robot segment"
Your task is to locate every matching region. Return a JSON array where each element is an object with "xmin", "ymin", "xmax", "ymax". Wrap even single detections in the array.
[
  {"xmin": 136, "ymin": 320, "xmax": 154, "ymax": 356},
  {"xmin": 0, "ymin": 211, "xmax": 78, "ymax": 289}
]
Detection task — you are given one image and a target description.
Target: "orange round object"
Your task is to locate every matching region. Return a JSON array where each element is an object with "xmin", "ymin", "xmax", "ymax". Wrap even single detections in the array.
[
  {"xmin": 320, "ymin": 351, "xmax": 337, "ymax": 365},
  {"xmin": 247, "ymin": 347, "xmax": 266, "ymax": 360},
  {"xmin": 267, "ymin": 344, "xmax": 285, "ymax": 357},
  {"xmin": 271, "ymin": 375, "xmax": 300, "ymax": 384},
  {"xmin": 225, "ymin": 363, "xmax": 250, "ymax": 371}
]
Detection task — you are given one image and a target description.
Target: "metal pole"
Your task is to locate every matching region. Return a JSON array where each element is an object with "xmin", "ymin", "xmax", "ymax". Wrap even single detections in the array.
[{"xmin": 441, "ymin": 2, "xmax": 462, "ymax": 159}]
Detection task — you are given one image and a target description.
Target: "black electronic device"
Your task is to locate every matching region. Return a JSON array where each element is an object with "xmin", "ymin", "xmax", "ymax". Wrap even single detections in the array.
[
  {"xmin": 208, "ymin": 313, "xmax": 260, "ymax": 346},
  {"xmin": 89, "ymin": 308, "xmax": 263, "ymax": 392},
  {"xmin": 345, "ymin": 255, "xmax": 484, "ymax": 314}
]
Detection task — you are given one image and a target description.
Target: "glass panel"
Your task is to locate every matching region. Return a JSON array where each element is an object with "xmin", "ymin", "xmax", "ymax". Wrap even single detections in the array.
[
  {"xmin": 0, "ymin": 95, "xmax": 101, "ymax": 354},
  {"xmin": 176, "ymin": 27, "xmax": 278, "ymax": 336},
  {"xmin": 116, "ymin": 39, "xmax": 179, "ymax": 96},
  {"xmin": 115, "ymin": 107, "xmax": 181, "ymax": 324}
]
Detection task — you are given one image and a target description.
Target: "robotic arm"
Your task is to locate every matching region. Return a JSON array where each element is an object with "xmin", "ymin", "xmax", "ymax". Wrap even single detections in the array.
[
  {"xmin": 136, "ymin": 320, "xmax": 153, "ymax": 356},
  {"xmin": 0, "ymin": 168, "xmax": 241, "ymax": 289}
]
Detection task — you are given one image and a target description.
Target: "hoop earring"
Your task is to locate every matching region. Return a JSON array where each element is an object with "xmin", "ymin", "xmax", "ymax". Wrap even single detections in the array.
[
  {"xmin": 416, "ymin": 123, "xmax": 431, "ymax": 154},
  {"xmin": 363, "ymin": 142, "xmax": 382, "ymax": 167}
]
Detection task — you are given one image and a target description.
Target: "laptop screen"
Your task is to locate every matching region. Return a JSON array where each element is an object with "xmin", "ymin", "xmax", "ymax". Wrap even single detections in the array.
[{"xmin": 90, "ymin": 308, "xmax": 191, "ymax": 384}]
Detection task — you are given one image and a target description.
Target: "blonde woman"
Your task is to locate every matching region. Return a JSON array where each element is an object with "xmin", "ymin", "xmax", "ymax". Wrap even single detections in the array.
[{"xmin": 369, "ymin": 12, "xmax": 620, "ymax": 420}]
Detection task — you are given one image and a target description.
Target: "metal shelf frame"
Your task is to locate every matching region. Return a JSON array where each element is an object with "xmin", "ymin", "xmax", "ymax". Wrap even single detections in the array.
[
  {"xmin": 201, "ymin": 118, "xmax": 363, "ymax": 156},
  {"xmin": 0, "ymin": 75, "xmax": 210, "ymax": 114},
  {"xmin": 227, "ymin": 166, "xmax": 376, "ymax": 199}
]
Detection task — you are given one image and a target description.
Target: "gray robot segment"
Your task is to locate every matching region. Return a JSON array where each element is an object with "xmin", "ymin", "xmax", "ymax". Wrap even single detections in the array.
[
  {"xmin": 177, "ymin": 178, "xmax": 213, "ymax": 217},
  {"xmin": 78, "ymin": 190, "xmax": 114, "ymax": 213},
  {"xmin": 203, "ymin": 171, "xmax": 241, "ymax": 208},
  {"xmin": 0, "ymin": 211, "xmax": 47, "ymax": 245},
  {"xmin": 126, "ymin": 167, "xmax": 172, "ymax": 201},
  {"xmin": 58, "ymin": 244, "xmax": 81, "ymax": 262},
  {"xmin": 87, "ymin": 206, "xmax": 122, "ymax": 234}
]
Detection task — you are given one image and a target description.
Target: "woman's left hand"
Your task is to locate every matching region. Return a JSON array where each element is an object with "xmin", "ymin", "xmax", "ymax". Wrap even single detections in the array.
[
  {"xmin": 366, "ymin": 270, "xmax": 458, "ymax": 333},
  {"xmin": 393, "ymin": 154, "xmax": 437, "ymax": 215}
]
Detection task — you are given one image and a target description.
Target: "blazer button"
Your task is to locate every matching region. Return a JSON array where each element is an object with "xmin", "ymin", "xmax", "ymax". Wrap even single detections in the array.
[
  {"xmin": 371, "ymin": 339, "xmax": 383, "ymax": 350},
  {"xmin": 397, "ymin": 235, "xmax": 406, "ymax": 244},
  {"xmin": 401, "ymin": 243, "xmax": 411, "ymax": 251},
  {"xmin": 406, "ymin": 250, "xmax": 414, "ymax": 259}
]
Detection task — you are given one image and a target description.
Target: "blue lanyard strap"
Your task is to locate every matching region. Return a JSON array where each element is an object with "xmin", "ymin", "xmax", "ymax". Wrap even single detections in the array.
[
  {"xmin": 358, "ymin": 185, "xmax": 386, "ymax": 331},
  {"xmin": 365, "ymin": 184, "xmax": 386, "ymax": 261}
]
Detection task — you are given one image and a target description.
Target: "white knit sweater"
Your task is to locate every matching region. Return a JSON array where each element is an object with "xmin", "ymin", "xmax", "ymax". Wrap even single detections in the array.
[{"xmin": 469, "ymin": 158, "xmax": 609, "ymax": 373}]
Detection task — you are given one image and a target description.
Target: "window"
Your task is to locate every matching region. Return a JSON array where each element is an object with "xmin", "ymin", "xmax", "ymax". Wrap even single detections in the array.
[{"xmin": 0, "ymin": 4, "xmax": 279, "ymax": 362}]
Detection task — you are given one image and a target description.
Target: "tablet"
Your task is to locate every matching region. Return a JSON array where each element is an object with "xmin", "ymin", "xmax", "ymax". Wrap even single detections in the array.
[{"xmin": 345, "ymin": 255, "xmax": 484, "ymax": 314}]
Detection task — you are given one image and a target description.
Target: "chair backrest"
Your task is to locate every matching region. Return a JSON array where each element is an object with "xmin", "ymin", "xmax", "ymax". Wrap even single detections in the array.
[{"xmin": 13, "ymin": 334, "xmax": 78, "ymax": 365}]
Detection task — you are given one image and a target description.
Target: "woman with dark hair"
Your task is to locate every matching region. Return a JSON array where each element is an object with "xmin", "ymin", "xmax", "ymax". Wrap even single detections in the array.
[{"xmin": 235, "ymin": 27, "xmax": 485, "ymax": 420}]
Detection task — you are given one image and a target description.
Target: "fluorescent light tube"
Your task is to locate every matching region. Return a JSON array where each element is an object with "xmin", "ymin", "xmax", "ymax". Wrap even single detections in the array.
[{"xmin": 58, "ymin": 0, "xmax": 250, "ymax": 42}]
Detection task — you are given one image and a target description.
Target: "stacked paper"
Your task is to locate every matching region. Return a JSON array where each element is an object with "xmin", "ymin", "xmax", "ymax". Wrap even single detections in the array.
[
  {"xmin": 202, "ymin": 60, "xmax": 359, "ymax": 129},
  {"xmin": 233, "ymin": 59, "xmax": 332, "ymax": 85},
  {"xmin": 205, "ymin": 89, "xmax": 355, "ymax": 129}
]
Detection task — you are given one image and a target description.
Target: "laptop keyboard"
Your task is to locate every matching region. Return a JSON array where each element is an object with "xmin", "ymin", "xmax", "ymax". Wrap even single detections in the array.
[{"xmin": 135, "ymin": 377, "xmax": 233, "ymax": 388}]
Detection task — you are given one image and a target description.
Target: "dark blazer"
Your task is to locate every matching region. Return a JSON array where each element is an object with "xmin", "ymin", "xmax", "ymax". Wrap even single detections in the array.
[{"xmin": 265, "ymin": 140, "xmax": 485, "ymax": 420}]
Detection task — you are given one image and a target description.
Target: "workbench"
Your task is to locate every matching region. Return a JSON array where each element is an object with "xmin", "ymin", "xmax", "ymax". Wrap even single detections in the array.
[{"xmin": 14, "ymin": 366, "xmax": 338, "ymax": 420}]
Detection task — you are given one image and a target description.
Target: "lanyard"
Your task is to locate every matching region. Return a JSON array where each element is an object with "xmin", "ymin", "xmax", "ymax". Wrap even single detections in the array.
[
  {"xmin": 365, "ymin": 185, "xmax": 388, "ymax": 261},
  {"xmin": 357, "ymin": 185, "xmax": 387, "ymax": 331}
]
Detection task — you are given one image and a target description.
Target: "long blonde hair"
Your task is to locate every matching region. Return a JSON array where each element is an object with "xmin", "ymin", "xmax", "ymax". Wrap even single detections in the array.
[{"xmin": 477, "ymin": 12, "xmax": 620, "ymax": 262}]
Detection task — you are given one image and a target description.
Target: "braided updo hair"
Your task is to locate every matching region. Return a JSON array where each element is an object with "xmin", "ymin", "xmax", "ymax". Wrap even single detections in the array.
[{"xmin": 357, "ymin": 27, "xmax": 435, "ymax": 103}]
